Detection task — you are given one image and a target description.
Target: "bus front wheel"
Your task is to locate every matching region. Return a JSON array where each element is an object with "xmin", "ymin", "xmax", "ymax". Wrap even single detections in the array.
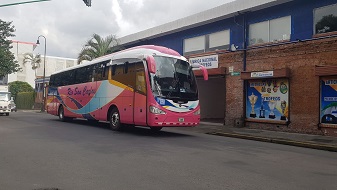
[{"xmin": 109, "ymin": 108, "xmax": 122, "ymax": 131}]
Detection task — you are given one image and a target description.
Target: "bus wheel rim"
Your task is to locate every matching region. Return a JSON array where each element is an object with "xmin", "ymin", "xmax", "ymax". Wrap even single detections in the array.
[
  {"xmin": 60, "ymin": 109, "xmax": 63, "ymax": 119},
  {"xmin": 111, "ymin": 112, "xmax": 119, "ymax": 126}
]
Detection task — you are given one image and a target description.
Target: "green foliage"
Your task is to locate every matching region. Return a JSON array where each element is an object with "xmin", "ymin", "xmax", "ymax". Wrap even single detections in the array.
[
  {"xmin": 16, "ymin": 91, "xmax": 35, "ymax": 109},
  {"xmin": 8, "ymin": 81, "xmax": 34, "ymax": 99},
  {"xmin": 77, "ymin": 33, "xmax": 124, "ymax": 64},
  {"xmin": 316, "ymin": 14, "xmax": 337, "ymax": 34},
  {"xmin": 0, "ymin": 19, "xmax": 21, "ymax": 77}
]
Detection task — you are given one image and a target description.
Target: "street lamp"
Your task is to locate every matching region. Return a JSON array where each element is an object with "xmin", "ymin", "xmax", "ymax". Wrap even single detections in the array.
[{"xmin": 36, "ymin": 35, "xmax": 46, "ymax": 112}]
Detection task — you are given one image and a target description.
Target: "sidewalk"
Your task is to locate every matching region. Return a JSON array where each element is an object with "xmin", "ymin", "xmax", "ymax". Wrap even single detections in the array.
[{"xmin": 184, "ymin": 121, "xmax": 337, "ymax": 152}]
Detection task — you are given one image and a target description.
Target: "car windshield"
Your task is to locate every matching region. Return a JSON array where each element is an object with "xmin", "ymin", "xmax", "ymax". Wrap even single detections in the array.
[
  {"xmin": 149, "ymin": 56, "xmax": 198, "ymax": 101},
  {"xmin": 0, "ymin": 92, "xmax": 10, "ymax": 101}
]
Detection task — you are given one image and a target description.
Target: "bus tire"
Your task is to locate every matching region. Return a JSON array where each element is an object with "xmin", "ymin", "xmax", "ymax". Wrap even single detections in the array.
[
  {"xmin": 150, "ymin": 127, "xmax": 162, "ymax": 132},
  {"xmin": 109, "ymin": 107, "xmax": 122, "ymax": 131},
  {"xmin": 58, "ymin": 105, "xmax": 71, "ymax": 122}
]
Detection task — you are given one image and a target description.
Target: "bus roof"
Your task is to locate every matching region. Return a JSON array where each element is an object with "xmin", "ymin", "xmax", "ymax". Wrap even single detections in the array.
[{"xmin": 51, "ymin": 45, "xmax": 186, "ymax": 75}]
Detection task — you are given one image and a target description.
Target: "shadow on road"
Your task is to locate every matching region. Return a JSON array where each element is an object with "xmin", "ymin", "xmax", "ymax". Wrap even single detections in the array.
[{"xmin": 50, "ymin": 118, "xmax": 194, "ymax": 138}]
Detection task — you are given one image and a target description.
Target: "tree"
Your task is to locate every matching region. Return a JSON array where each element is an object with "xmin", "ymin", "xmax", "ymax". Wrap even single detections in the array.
[
  {"xmin": 8, "ymin": 81, "xmax": 34, "ymax": 100},
  {"xmin": 0, "ymin": 19, "xmax": 21, "ymax": 77},
  {"xmin": 23, "ymin": 53, "xmax": 41, "ymax": 76},
  {"xmin": 316, "ymin": 14, "xmax": 337, "ymax": 34},
  {"xmin": 77, "ymin": 33, "xmax": 123, "ymax": 64}
]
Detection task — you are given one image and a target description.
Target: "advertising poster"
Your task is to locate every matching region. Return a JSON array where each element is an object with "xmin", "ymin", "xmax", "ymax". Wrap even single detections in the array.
[
  {"xmin": 246, "ymin": 79, "xmax": 289, "ymax": 121},
  {"xmin": 320, "ymin": 78, "xmax": 337, "ymax": 124}
]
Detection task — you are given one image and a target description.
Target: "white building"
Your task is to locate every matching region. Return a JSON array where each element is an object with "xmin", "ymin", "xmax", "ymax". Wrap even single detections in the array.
[{"xmin": 7, "ymin": 40, "xmax": 77, "ymax": 88}]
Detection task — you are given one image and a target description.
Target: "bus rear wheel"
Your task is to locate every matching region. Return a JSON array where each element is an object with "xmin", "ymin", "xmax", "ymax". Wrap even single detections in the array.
[
  {"xmin": 58, "ymin": 106, "xmax": 71, "ymax": 122},
  {"xmin": 109, "ymin": 108, "xmax": 122, "ymax": 131}
]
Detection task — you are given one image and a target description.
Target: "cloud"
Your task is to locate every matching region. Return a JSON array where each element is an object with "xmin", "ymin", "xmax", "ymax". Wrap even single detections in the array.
[{"xmin": 0, "ymin": 0, "xmax": 234, "ymax": 58}]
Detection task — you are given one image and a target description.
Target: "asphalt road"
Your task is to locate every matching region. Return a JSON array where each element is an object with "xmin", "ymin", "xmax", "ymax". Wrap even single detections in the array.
[{"xmin": 1, "ymin": 111, "xmax": 337, "ymax": 190}]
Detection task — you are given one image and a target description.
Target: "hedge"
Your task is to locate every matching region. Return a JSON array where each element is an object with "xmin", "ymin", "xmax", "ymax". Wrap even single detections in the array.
[{"xmin": 16, "ymin": 91, "xmax": 35, "ymax": 109}]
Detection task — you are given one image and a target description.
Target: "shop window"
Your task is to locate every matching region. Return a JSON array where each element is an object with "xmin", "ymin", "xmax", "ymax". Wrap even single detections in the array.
[
  {"xmin": 246, "ymin": 79, "xmax": 289, "ymax": 122},
  {"xmin": 249, "ymin": 16, "xmax": 291, "ymax": 46},
  {"xmin": 320, "ymin": 77, "xmax": 337, "ymax": 124},
  {"xmin": 314, "ymin": 3, "xmax": 337, "ymax": 34}
]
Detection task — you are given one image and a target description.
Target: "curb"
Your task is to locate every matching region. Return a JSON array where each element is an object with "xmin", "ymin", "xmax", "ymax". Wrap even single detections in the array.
[{"xmin": 207, "ymin": 132, "xmax": 337, "ymax": 152}]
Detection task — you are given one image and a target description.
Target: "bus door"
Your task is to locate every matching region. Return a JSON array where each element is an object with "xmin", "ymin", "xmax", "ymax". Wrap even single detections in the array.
[{"xmin": 133, "ymin": 62, "xmax": 147, "ymax": 126}]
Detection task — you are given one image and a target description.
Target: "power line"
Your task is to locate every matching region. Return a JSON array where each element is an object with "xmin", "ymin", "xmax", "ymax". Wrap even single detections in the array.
[{"xmin": 0, "ymin": 0, "xmax": 51, "ymax": 8}]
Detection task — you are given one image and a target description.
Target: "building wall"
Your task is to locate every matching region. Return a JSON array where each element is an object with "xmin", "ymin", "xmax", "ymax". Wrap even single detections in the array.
[
  {"xmin": 120, "ymin": 0, "xmax": 337, "ymax": 136},
  {"xmin": 9, "ymin": 41, "xmax": 35, "ymax": 87},
  {"xmin": 124, "ymin": 0, "xmax": 337, "ymax": 55},
  {"xmin": 35, "ymin": 56, "xmax": 76, "ymax": 78},
  {"xmin": 219, "ymin": 37, "xmax": 337, "ymax": 136}
]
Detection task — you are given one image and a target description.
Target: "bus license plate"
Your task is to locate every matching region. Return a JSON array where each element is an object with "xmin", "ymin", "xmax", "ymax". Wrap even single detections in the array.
[{"xmin": 178, "ymin": 118, "xmax": 184, "ymax": 122}]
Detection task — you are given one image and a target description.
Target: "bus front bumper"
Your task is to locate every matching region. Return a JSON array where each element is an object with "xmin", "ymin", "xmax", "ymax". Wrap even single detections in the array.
[{"xmin": 149, "ymin": 115, "xmax": 200, "ymax": 127}]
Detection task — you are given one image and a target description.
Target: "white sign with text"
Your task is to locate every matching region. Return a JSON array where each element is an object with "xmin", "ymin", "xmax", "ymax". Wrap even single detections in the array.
[
  {"xmin": 189, "ymin": 55, "xmax": 219, "ymax": 69},
  {"xmin": 251, "ymin": 71, "xmax": 274, "ymax": 78}
]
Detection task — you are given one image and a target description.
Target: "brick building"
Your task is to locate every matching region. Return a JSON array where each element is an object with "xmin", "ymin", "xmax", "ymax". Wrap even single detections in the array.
[{"xmin": 118, "ymin": 0, "xmax": 337, "ymax": 136}]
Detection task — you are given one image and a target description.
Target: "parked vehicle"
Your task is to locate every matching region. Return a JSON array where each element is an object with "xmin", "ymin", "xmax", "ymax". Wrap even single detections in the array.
[{"xmin": 0, "ymin": 85, "xmax": 12, "ymax": 116}]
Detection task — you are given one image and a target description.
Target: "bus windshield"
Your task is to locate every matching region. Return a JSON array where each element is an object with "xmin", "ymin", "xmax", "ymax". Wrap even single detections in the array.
[{"xmin": 150, "ymin": 56, "xmax": 198, "ymax": 101}]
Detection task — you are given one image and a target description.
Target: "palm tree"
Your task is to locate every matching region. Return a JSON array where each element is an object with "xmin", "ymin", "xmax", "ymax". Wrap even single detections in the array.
[
  {"xmin": 77, "ymin": 33, "xmax": 123, "ymax": 64},
  {"xmin": 23, "ymin": 53, "xmax": 42, "ymax": 76}
]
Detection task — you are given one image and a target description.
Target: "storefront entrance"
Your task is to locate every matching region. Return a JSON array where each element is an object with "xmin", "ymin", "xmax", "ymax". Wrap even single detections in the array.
[{"xmin": 197, "ymin": 76, "xmax": 225, "ymax": 123}]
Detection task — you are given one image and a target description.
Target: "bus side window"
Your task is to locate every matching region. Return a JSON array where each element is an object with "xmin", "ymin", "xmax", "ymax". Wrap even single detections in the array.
[
  {"xmin": 93, "ymin": 61, "xmax": 109, "ymax": 81},
  {"xmin": 102, "ymin": 62, "xmax": 109, "ymax": 80},
  {"xmin": 111, "ymin": 65, "xmax": 116, "ymax": 76},
  {"xmin": 75, "ymin": 66, "xmax": 91, "ymax": 84},
  {"xmin": 135, "ymin": 61, "xmax": 146, "ymax": 94},
  {"xmin": 49, "ymin": 75, "xmax": 55, "ymax": 87},
  {"xmin": 124, "ymin": 61, "xmax": 129, "ymax": 74}
]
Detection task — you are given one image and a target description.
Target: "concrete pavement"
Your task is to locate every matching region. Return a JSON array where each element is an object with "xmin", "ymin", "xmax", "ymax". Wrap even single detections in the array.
[{"xmin": 17, "ymin": 110, "xmax": 337, "ymax": 152}]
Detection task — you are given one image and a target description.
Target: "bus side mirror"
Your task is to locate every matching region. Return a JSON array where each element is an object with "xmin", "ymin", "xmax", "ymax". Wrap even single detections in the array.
[
  {"xmin": 192, "ymin": 63, "xmax": 208, "ymax": 81},
  {"xmin": 146, "ymin": 56, "xmax": 156, "ymax": 74}
]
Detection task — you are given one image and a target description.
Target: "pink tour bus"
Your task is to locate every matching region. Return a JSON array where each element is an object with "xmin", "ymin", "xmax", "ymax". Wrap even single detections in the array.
[{"xmin": 47, "ymin": 45, "xmax": 208, "ymax": 131}]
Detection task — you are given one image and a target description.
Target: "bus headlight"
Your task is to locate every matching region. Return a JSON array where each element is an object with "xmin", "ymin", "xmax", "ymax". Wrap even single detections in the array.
[
  {"xmin": 194, "ymin": 109, "xmax": 200, "ymax": 115},
  {"xmin": 149, "ymin": 106, "xmax": 166, "ymax": 115}
]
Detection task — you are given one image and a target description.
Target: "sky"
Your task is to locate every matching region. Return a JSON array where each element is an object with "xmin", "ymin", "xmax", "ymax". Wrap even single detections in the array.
[{"xmin": 1, "ymin": 0, "xmax": 234, "ymax": 59}]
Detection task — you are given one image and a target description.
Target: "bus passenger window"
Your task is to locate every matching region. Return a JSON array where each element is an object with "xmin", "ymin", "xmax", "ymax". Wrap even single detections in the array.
[
  {"xmin": 93, "ymin": 61, "xmax": 109, "ymax": 81},
  {"xmin": 124, "ymin": 62, "xmax": 129, "ymax": 74},
  {"xmin": 111, "ymin": 65, "xmax": 116, "ymax": 76}
]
